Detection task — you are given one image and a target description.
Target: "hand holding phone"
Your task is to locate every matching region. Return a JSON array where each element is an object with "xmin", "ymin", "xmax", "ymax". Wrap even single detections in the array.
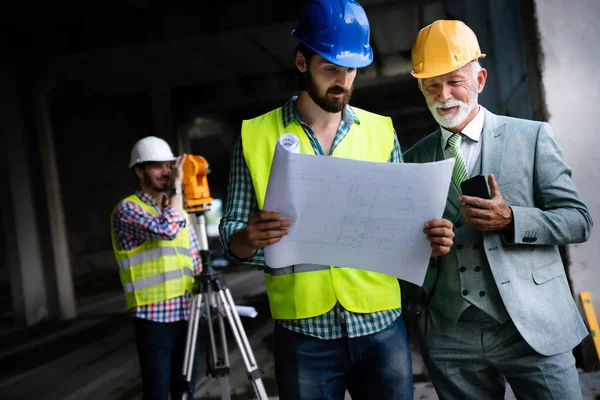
[
  {"xmin": 459, "ymin": 174, "xmax": 514, "ymax": 232},
  {"xmin": 460, "ymin": 175, "xmax": 490, "ymax": 199}
]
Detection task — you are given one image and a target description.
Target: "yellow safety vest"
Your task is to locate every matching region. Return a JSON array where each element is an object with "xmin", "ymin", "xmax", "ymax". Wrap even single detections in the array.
[
  {"xmin": 110, "ymin": 194, "xmax": 195, "ymax": 309},
  {"xmin": 241, "ymin": 106, "xmax": 401, "ymax": 319}
]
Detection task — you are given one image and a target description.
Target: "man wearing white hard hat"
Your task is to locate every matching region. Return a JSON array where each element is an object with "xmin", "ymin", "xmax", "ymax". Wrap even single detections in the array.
[
  {"xmin": 402, "ymin": 19, "xmax": 593, "ymax": 400},
  {"xmin": 110, "ymin": 136, "xmax": 202, "ymax": 400}
]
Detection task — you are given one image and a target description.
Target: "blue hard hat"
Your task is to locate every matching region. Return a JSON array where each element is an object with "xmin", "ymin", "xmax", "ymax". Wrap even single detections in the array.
[{"xmin": 291, "ymin": 0, "xmax": 373, "ymax": 69}]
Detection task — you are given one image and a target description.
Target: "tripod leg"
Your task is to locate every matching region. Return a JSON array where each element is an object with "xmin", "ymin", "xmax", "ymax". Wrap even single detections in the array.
[
  {"xmin": 214, "ymin": 293, "xmax": 232, "ymax": 400},
  {"xmin": 205, "ymin": 286, "xmax": 231, "ymax": 400},
  {"xmin": 215, "ymin": 296, "xmax": 230, "ymax": 369},
  {"xmin": 204, "ymin": 288, "xmax": 219, "ymax": 371},
  {"xmin": 217, "ymin": 288, "xmax": 269, "ymax": 400},
  {"xmin": 181, "ymin": 292, "xmax": 203, "ymax": 400}
]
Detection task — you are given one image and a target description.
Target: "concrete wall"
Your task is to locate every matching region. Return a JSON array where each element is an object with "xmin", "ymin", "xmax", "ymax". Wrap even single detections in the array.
[{"xmin": 534, "ymin": 0, "xmax": 600, "ymax": 366}]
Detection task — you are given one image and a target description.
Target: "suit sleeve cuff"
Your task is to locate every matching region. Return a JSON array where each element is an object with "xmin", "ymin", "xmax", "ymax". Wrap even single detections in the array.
[
  {"xmin": 505, "ymin": 205, "xmax": 539, "ymax": 244},
  {"xmin": 500, "ymin": 206, "xmax": 516, "ymax": 244}
]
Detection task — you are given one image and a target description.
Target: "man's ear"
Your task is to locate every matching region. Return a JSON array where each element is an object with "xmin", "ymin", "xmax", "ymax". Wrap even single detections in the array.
[
  {"xmin": 296, "ymin": 51, "xmax": 307, "ymax": 73},
  {"xmin": 477, "ymin": 68, "xmax": 488, "ymax": 93}
]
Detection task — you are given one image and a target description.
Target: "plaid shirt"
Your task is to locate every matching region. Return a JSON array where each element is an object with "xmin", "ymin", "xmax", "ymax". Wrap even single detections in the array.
[
  {"xmin": 219, "ymin": 97, "xmax": 403, "ymax": 339},
  {"xmin": 112, "ymin": 190, "xmax": 202, "ymax": 322}
]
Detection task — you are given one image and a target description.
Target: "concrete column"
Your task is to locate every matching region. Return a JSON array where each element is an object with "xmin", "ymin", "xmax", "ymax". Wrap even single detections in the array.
[
  {"xmin": 1, "ymin": 64, "xmax": 49, "ymax": 326},
  {"xmin": 1, "ymin": 152, "xmax": 23, "ymax": 323},
  {"xmin": 35, "ymin": 85, "xmax": 77, "ymax": 320},
  {"xmin": 533, "ymin": 0, "xmax": 600, "ymax": 367}
]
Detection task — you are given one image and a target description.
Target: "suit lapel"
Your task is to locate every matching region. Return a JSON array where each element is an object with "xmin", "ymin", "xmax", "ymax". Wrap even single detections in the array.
[{"xmin": 481, "ymin": 108, "xmax": 506, "ymax": 180}]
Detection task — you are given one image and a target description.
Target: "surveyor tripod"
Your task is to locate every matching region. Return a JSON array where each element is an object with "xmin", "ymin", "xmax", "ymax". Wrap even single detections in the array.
[{"xmin": 179, "ymin": 155, "xmax": 268, "ymax": 400}]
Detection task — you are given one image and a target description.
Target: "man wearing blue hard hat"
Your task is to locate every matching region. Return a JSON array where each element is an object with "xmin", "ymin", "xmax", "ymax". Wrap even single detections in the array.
[{"xmin": 219, "ymin": 1, "xmax": 455, "ymax": 398}]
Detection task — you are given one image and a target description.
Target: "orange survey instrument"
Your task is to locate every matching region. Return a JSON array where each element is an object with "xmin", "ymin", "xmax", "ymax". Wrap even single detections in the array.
[{"xmin": 182, "ymin": 154, "xmax": 213, "ymax": 213}]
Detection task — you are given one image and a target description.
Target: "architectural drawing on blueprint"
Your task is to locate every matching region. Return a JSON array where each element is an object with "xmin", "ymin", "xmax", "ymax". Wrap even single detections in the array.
[
  {"xmin": 289, "ymin": 171, "xmax": 418, "ymax": 256},
  {"xmin": 337, "ymin": 182, "xmax": 416, "ymax": 252},
  {"xmin": 262, "ymin": 137, "xmax": 453, "ymax": 280}
]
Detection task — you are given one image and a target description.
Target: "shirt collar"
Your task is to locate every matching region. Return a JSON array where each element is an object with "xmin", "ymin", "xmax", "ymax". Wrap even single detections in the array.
[
  {"xmin": 440, "ymin": 106, "xmax": 484, "ymax": 147},
  {"xmin": 282, "ymin": 95, "xmax": 359, "ymax": 128}
]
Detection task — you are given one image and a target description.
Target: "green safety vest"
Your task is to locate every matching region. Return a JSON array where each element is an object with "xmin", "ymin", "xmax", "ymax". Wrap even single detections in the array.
[
  {"xmin": 241, "ymin": 106, "xmax": 401, "ymax": 319},
  {"xmin": 110, "ymin": 194, "xmax": 195, "ymax": 309}
]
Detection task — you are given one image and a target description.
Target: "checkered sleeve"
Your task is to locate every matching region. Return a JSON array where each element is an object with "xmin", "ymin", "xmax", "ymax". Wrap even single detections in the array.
[
  {"xmin": 113, "ymin": 201, "xmax": 186, "ymax": 248},
  {"xmin": 218, "ymin": 137, "xmax": 264, "ymax": 266},
  {"xmin": 388, "ymin": 130, "xmax": 403, "ymax": 163}
]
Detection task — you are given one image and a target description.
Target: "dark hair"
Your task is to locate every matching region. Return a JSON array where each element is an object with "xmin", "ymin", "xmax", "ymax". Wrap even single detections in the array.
[
  {"xmin": 296, "ymin": 43, "xmax": 316, "ymax": 61},
  {"xmin": 296, "ymin": 43, "xmax": 317, "ymax": 91},
  {"xmin": 132, "ymin": 163, "xmax": 144, "ymax": 177}
]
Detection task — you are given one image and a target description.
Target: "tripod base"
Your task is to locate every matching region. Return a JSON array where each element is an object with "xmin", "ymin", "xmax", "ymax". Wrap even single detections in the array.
[{"xmin": 180, "ymin": 268, "xmax": 268, "ymax": 400}]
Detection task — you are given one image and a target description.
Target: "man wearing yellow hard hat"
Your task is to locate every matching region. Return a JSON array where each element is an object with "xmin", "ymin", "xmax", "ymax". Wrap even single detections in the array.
[{"xmin": 402, "ymin": 20, "xmax": 592, "ymax": 400}]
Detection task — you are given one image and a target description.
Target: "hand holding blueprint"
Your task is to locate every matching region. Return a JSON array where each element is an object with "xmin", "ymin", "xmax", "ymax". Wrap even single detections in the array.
[{"xmin": 263, "ymin": 134, "xmax": 454, "ymax": 286}]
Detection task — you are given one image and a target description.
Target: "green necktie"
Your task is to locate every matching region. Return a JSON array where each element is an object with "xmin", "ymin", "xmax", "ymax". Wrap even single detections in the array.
[{"xmin": 448, "ymin": 133, "xmax": 469, "ymax": 194}]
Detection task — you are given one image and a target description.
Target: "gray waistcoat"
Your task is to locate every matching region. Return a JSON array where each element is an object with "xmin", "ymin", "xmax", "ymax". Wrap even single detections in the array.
[{"xmin": 429, "ymin": 153, "xmax": 510, "ymax": 324}]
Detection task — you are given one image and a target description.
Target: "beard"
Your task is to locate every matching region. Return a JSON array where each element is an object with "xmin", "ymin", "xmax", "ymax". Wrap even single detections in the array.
[
  {"xmin": 428, "ymin": 90, "xmax": 478, "ymax": 129},
  {"xmin": 305, "ymin": 70, "xmax": 353, "ymax": 113},
  {"xmin": 143, "ymin": 171, "xmax": 170, "ymax": 192}
]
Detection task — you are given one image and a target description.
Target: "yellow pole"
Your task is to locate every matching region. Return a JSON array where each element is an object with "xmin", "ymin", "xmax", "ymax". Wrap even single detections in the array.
[{"xmin": 580, "ymin": 291, "xmax": 600, "ymax": 362}]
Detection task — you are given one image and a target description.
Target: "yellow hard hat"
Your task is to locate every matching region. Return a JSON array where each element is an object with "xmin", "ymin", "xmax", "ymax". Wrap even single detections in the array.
[{"xmin": 410, "ymin": 20, "xmax": 486, "ymax": 79}]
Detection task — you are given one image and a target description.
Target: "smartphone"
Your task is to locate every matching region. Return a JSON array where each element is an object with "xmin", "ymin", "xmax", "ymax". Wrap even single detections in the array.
[{"xmin": 461, "ymin": 175, "xmax": 490, "ymax": 199}]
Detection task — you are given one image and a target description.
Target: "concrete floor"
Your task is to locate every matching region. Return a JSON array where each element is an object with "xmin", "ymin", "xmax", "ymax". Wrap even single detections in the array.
[{"xmin": 1, "ymin": 264, "xmax": 599, "ymax": 400}]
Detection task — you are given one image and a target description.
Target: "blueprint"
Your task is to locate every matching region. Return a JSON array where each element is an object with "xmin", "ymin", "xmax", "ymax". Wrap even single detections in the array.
[{"xmin": 263, "ymin": 134, "xmax": 454, "ymax": 285}]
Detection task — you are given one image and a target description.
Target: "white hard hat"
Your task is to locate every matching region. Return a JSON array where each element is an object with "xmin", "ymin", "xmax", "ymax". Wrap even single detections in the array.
[{"xmin": 129, "ymin": 136, "xmax": 176, "ymax": 168}]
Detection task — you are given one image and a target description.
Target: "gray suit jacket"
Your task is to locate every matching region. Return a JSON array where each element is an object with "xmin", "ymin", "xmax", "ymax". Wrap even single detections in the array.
[{"xmin": 402, "ymin": 107, "xmax": 593, "ymax": 356}]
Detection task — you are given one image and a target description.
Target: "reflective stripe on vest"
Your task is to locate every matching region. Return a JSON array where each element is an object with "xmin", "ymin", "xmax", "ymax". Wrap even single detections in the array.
[
  {"xmin": 117, "ymin": 246, "xmax": 191, "ymax": 270},
  {"xmin": 241, "ymin": 106, "xmax": 401, "ymax": 319},
  {"xmin": 263, "ymin": 264, "xmax": 331, "ymax": 276},
  {"xmin": 123, "ymin": 267, "xmax": 194, "ymax": 293},
  {"xmin": 110, "ymin": 194, "xmax": 195, "ymax": 309}
]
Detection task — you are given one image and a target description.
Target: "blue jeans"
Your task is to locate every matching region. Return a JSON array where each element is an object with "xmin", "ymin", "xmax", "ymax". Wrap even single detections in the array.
[
  {"xmin": 133, "ymin": 318, "xmax": 201, "ymax": 400},
  {"xmin": 273, "ymin": 316, "xmax": 413, "ymax": 400}
]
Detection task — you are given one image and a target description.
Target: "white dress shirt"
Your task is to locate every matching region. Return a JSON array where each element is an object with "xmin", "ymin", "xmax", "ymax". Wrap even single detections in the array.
[{"xmin": 440, "ymin": 106, "xmax": 485, "ymax": 176}]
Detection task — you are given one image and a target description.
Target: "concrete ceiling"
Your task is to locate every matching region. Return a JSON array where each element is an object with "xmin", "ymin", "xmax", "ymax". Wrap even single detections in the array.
[
  {"xmin": 25, "ymin": 0, "xmax": 447, "ymax": 98},
  {"xmin": 3, "ymin": 0, "xmax": 446, "ymax": 148}
]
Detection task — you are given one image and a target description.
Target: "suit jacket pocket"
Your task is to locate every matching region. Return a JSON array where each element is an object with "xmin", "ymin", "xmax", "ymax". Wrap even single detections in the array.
[{"xmin": 532, "ymin": 261, "xmax": 564, "ymax": 284}]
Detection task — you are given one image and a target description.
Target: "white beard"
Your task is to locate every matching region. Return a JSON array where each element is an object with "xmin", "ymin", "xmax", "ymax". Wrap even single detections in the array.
[{"xmin": 428, "ymin": 96, "xmax": 477, "ymax": 129}]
